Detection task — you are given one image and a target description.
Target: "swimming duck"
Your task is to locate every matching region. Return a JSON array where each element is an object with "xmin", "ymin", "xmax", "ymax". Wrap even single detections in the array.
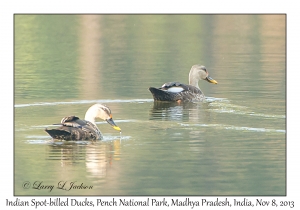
[
  {"xmin": 45, "ymin": 104, "xmax": 121, "ymax": 141},
  {"xmin": 149, "ymin": 64, "xmax": 217, "ymax": 102}
]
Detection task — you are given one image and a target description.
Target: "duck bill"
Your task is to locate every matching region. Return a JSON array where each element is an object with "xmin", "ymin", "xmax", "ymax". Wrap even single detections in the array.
[
  {"xmin": 106, "ymin": 118, "xmax": 121, "ymax": 131},
  {"xmin": 206, "ymin": 76, "xmax": 218, "ymax": 84}
]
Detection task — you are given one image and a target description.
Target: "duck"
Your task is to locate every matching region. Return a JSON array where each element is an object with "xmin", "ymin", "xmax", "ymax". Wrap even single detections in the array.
[
  {"xmin": 45, "ymin": 104, "xmax": 121, "ymax": 141},
  {"xmin": 149, "ymin": 64, "xmax": 217, "ymax": 102}
]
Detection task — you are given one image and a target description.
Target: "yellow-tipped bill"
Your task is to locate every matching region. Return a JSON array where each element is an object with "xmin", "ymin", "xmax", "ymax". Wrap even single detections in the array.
[
  {"xmin": 106, "ymin": 118, "xmax": 121, "ymax": 131},
  {"xmin": 113, "ymin": 126, "xmax": 121, "ymax": 131},
  {"xmin": 206, "ymin": 76, "xmax": 218, "ymax": 84}
]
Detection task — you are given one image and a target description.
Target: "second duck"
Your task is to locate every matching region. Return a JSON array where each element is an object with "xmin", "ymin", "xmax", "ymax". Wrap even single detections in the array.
[{"xmin": 149, "ymin": 64, "xmax": 217, "ymax": 102}]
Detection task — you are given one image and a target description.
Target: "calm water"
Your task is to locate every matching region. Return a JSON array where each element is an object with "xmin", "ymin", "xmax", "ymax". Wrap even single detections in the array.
[{"xmin": 14, "ymin": 15, "xmax": 286, "ymax": 196}]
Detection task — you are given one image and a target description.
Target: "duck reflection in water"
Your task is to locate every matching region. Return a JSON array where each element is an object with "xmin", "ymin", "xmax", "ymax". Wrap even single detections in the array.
[
  {"xmin": 46, "ymin": 139, "xmax": 122, "ymax": 179},
  {"xmin": 149, "ymin": 101, "xmax": 211, "ymax": 122}
]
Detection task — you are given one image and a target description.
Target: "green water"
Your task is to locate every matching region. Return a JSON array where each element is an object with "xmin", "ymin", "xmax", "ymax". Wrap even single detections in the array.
[{"xmin": 14, "ymin": 14, "xmax": 285, "ymax": 195}]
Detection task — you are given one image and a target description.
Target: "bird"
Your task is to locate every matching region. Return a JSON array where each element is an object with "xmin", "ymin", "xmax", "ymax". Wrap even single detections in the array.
[
  {"xmin": 149, "ymin": 64, "xmax": 217, "ymax": 102},
  {"xmin": 45, "ymin": 104, "xmax": 121, "ymax": 141}
]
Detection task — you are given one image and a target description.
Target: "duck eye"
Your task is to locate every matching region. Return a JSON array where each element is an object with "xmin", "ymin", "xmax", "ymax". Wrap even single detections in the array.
[{"xmin": 101, "ymin": 107, "xmax": 110, "ymax": 115}]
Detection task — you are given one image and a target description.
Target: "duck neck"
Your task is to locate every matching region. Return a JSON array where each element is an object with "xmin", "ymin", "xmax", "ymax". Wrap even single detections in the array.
[
  {"xmin": 189, "ymin": 71, "xmax": 200, "ymax": 88},
  {"xmin": 84, "ymin": 108, "xmax": 97, "ymax": 125}
]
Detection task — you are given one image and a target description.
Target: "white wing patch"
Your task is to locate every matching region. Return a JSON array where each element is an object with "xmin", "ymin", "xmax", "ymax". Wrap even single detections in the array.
[{"xmin": 166, "ymin": 87, "xmax": 184, "ymax": 93}]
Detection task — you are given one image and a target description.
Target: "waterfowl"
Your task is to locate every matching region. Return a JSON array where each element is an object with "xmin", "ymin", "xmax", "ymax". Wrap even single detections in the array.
[
  {"xmin": 149, "ymin": 64, "xmax": 217, "ymax": 102},
  {"xmin": 45, "ymin": 104, "xmax": 121, "ymax": 141}
]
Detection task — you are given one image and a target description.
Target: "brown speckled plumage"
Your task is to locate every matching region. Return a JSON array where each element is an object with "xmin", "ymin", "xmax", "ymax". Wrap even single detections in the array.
[
  {"xmin": 45, "ymin": 104, "xmax": 121, "ymax": 141},
  {"xmin": 45, "ymin": 116, "xmax": 102, "ymax": 140}
]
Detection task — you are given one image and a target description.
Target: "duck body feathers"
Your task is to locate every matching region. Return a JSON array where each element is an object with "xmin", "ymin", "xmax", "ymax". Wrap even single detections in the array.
[
  {"xmin": 149, "ymin": 82, "xmax": 204, "ymax": 102},
  {"xmin": 45, "ymin": 116, "xmax": 102, "ymax": 141}
]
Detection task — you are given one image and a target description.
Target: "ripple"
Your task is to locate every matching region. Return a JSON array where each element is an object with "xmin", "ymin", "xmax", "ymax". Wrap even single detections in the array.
[
  {"xmin": 96, "ymin": 119, "xmax": 138, "ymax": 124},
  {"xmin": 205, "ymin": 97, "xmax": 229, "ymax": 103},
  {"xmin": 208, "ymin": 100, "xmax": 285, "ymax": 119},
  {"xmin": 25, "ymin": 134, "xmax": 130, "ymax": 144},
  {"xmin": 26, "ymin": 135, "xmax": 50, "ymax": 139},
  {"xmin": 15, "ymin": 99, "xmax": 153, "ymax": 108},
  {"xmin": 25, "ymin": 139, "xmax": 53, "ymax": 144},
  {"xmin": 179, "ymin": 123, "xmax": 285, "ymax": 133},
  {"xmin": 103, "ymin": 135, "xmax": 131, "ymax": 141}
]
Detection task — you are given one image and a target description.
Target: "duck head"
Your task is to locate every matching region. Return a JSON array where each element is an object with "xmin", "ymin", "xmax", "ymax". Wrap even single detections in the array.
[
  {"xmin": 85, "ymin": 104, "xmax": 121, "ymax": 131},
  {"xmin": 189, "ymin": 65, "xmax": 218, "ymax": 87}
]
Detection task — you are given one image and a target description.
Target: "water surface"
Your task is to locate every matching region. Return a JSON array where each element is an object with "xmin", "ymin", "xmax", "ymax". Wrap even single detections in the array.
[{"xmin": 14, "ymin": 14, "xmax": 285, "ymax": 196}]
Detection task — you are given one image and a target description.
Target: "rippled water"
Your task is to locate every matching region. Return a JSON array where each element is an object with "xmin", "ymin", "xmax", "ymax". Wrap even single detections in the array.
[{"xmin": 14, "ymin": 14, "xmax": 285, "ymax": 196}]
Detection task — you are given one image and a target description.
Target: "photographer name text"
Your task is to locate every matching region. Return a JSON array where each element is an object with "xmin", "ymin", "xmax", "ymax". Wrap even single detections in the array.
[{"xmin": 22, "ymin": 181, "xmax": 93, "ymax": 192}]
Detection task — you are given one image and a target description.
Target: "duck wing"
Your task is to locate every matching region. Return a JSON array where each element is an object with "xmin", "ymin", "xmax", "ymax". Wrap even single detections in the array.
[
  {"xmin": 45, "ymin": 116, "xmax": 102, "ymax": 141},
  {"xmin": 149, "ymin": 82, "xmax": 204, "ymax": 102},
  {"xmin": 59, "ymin": 116, "xmax": 87, "ymax": 127}
]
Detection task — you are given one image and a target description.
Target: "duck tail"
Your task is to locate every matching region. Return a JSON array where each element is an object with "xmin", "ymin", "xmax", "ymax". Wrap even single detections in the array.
[
  {"xmin": 149, "ymin": 87, "xmax": 176, "ymax": 101},
  {"xmin": 45, "ymin": 129, "xmax": 73, "ymax": 140}
]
